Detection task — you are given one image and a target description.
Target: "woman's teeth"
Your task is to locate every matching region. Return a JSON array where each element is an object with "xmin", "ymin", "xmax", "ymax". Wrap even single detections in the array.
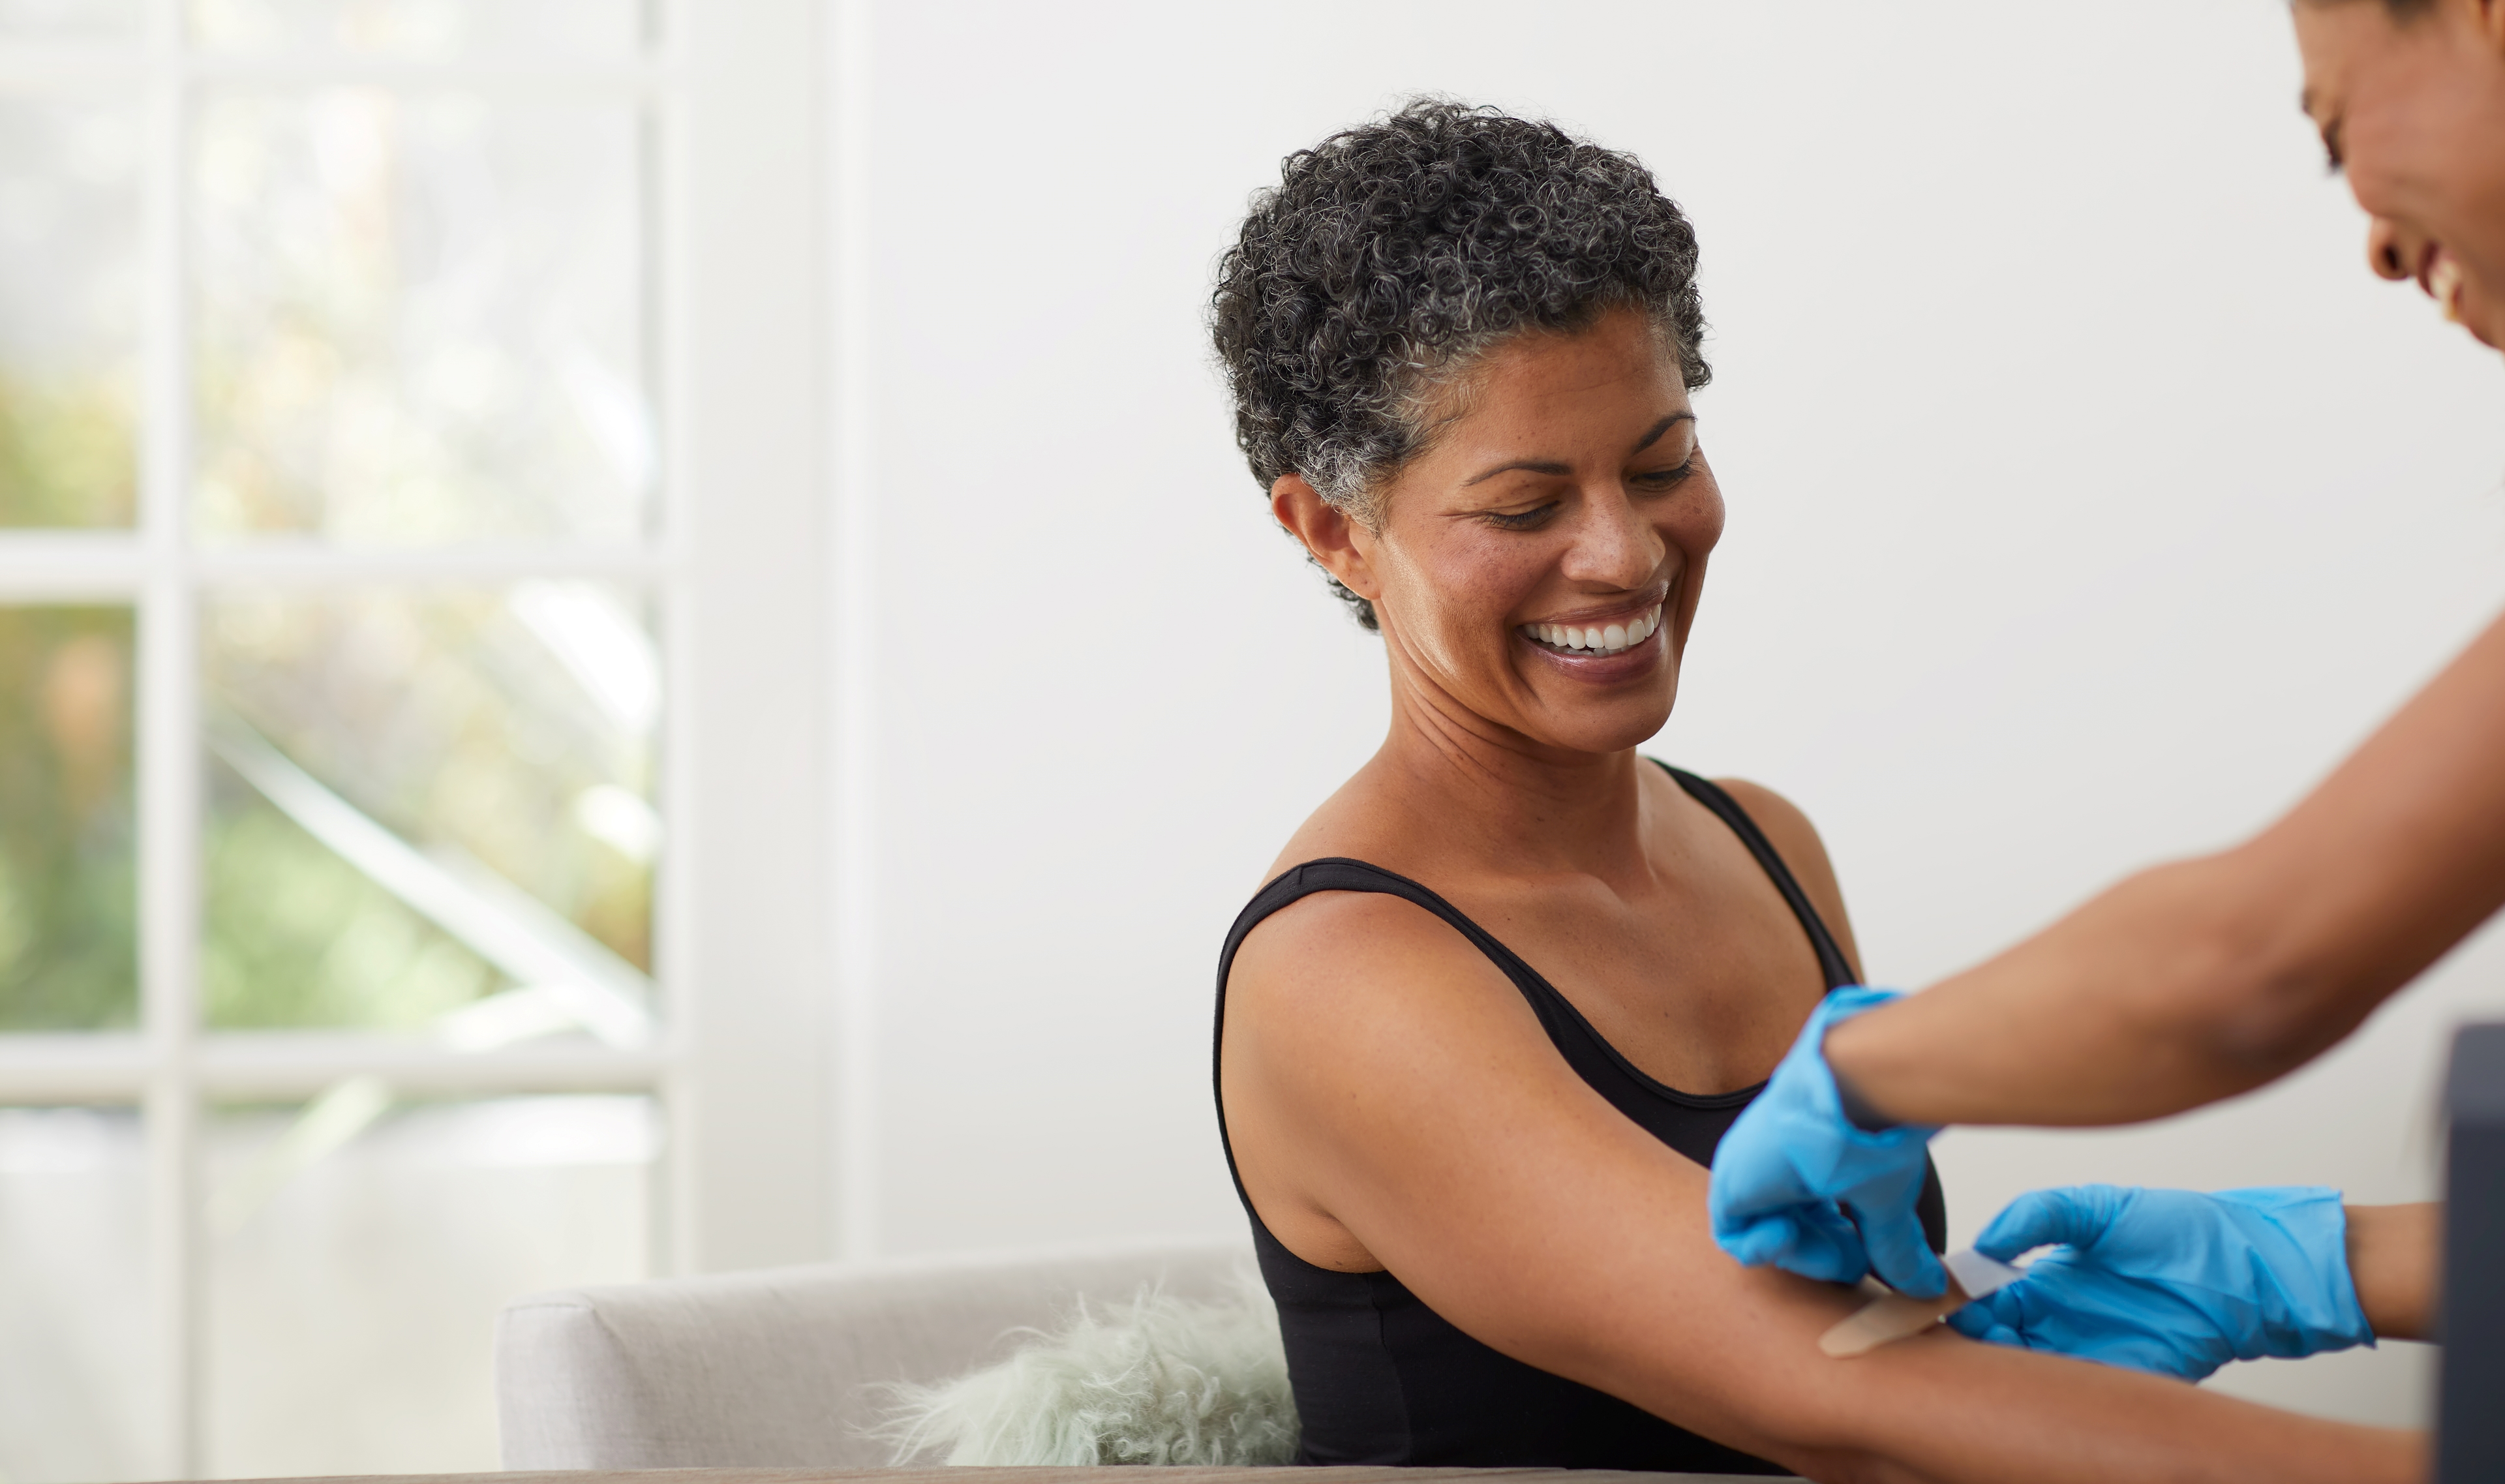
[
  {"xmin": 2434, "ymin": 256, "xmax": 2468, "ymax": 325},
  {"xmin": 1525, "ymin": 605, "xmax": 1662, "ymax": 656}
]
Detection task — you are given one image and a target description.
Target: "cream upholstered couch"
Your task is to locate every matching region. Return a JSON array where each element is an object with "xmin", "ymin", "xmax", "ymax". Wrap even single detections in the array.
[{"xmin": 494, "ymin": 1239, "xmax": 1254, "ymax": 1469}]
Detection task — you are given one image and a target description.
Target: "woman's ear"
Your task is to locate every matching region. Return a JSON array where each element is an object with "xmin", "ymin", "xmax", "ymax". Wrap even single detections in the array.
[{"xmin": 1271, "ymin": 474, "xmax": 1382, "ymax": 605}]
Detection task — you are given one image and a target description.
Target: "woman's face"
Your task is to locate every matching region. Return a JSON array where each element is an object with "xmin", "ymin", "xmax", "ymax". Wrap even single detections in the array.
[
  {"xmin": 1335, "ymin": 307, "xmax": 1723, "ymax": 757},
  {"xmin": 2293, "ymin": 0, "xmax": 2505, "ymax": 348}
]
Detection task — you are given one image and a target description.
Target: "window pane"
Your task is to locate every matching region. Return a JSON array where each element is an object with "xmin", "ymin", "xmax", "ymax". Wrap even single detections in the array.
[
  {"xmin": 202, "ymin": 587, "xmax": 657, "ymax": 1040},
  {"xmin": 0, "ymin": 607, "xmax": 135, "ymax": 1031},
  {"xmin": 194, "ymin": 93, "xmax": 650, "ymax": 545},
  {"xmin": 0, "ymin": 0, "xmax": 140, "ymax": 40},
  {"xmin": 192, "ymin": 0, "xmax": 643, "ymax": 59},
  {"xmin": 0, "ymin": 1106, "xmax": 153, "ymax": 1484},
  {"xmin": 206, "ymin": 1093, "xmax": 654, "ymax": 1475},
  {"xmin": 0, "ymin": 96, "xmax": 140, "ymax": 528}
]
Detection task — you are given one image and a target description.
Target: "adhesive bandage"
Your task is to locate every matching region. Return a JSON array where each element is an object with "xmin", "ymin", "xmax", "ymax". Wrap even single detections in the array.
[{"xmin": 1818, "ymin": 1249, "xmax": 2024, "ymax": 1359}]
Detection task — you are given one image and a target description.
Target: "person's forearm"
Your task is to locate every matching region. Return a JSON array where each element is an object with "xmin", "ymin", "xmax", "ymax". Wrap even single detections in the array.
[
  {"xmin": 1808, "ymin": 1331, "xmax": 2423, "ymax": 1484},
  {"xmin": 1825, "ymin": 849, "xmax": 2316, "ymax": 1127},
  {"xmin": 2348, "ymin": 1202, "xmax": 2440, "ymax": 1342},
  {"xmin": 1576, "ymin": 1259, "xmax": 2422, "ymax": 1484},
  {"xmin": 1829, "ymin": 607, "xmax": 2505, "ymax": 1129}
]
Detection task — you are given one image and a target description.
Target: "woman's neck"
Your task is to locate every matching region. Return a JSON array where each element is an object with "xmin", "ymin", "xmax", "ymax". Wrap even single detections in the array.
[{"xmin": 1361, "ymin": 674, "xmax": 1659, "ymax": 884}]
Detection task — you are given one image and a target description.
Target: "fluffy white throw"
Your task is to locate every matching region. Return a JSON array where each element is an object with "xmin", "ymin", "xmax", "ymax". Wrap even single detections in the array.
[{"xmin": 875, "ymin": 1278, "xmax": 1300, "ymax": 1466}]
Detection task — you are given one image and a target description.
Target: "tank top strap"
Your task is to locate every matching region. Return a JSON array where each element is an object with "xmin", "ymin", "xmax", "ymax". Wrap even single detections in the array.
[
  {"xmin": 1653, "ymin": 763, "xmax": 1857, "ymax": 990},
  {"xmin": 1218, "ymin": 856, "xmax": 1542, "ymax": 997},
  {"xmin": 1213, "ymin": 857, "xmax": 1560, "ymax": 1213}
]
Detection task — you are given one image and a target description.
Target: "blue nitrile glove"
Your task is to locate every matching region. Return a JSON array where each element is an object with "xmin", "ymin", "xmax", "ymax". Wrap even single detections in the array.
[
  {"xmin": 1708, "ymin": 986, "xmax": 1947, "ymax": 1298},
  {"xmin": 1945, "ymin": 1184, "xmax": 2373, "ymax": 1381}
]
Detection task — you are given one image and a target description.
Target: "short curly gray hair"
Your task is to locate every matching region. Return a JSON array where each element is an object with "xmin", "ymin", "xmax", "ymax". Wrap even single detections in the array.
[{"xmin": 1211, "ymin": 98, "xmax": 1709, "ymax": 629}]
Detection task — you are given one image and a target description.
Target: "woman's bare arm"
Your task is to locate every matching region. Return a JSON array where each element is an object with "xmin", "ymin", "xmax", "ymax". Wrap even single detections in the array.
[
  {"xmin": 1222, "ymin": 892, "xmax": 2423, "ymax": 1484},
  {"xmin": 1829, "ymin": 603, "xmax": 2505, "ymax": 1128}
]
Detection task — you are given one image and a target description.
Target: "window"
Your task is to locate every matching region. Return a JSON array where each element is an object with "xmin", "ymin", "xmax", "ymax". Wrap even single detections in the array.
[{"xmin": 0, "ymin": 3, "xmax": 832, "ymax": 1477}]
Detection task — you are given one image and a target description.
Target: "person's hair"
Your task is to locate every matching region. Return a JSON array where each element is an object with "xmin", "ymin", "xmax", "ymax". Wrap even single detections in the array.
[{"xmin": 1211, "ymin": 98, "xmax": 1709, "ymax": 630}]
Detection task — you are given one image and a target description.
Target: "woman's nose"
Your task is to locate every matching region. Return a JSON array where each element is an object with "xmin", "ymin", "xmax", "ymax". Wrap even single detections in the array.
[
  {"xmin": 1564, "ymin": 488, "xmax": 1662, "ymax": 587},
  {"xmin": 2367, "ymin": 216, "xmax": 2414, "ymax": 282}
]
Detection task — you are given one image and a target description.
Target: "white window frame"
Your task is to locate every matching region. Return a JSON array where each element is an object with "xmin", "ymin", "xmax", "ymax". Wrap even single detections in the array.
[{"xmin": 0, "ymin": 3, "xmax": 833, "ymax": 1475}]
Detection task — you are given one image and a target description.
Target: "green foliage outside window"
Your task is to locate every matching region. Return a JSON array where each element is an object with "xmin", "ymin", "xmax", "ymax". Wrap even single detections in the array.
[
  {"xmin": 0, "ymin": 378, "xmax": 654, "ymax": 1037},
  {"xmin": 0, "ymin": 370, "xmax": 137, "ymax": 528},
  {"xmin": 0, "ymin": 606, "xmax": 137, "ymax": 1029},
  {"xmin": 202, "ymin": 793, "xmax": 502, "ymax": 1031}
]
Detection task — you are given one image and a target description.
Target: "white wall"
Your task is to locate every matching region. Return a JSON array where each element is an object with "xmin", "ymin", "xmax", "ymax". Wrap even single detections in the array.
[{"xmin": 837, "ymin": 0, "xmax": 2505, "ymax": 1427}]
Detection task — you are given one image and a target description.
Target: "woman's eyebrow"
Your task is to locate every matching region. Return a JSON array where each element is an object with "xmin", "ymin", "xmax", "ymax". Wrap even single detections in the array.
[
  {"xmin": 1462, "ymin": 458, "xmax": 1570, "ymax": 488},
  {"xmin": 1459, "ymin": 413, "xmax": 1698, "ymax": 489},
  {"xmin": 1630, "ymin": 412, "xmax": 1696, "ymax": 455}
]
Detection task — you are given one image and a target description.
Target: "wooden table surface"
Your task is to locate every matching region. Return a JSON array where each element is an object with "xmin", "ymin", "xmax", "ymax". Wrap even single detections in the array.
[{"xmin": 199, "ymin": 1469, "xmax": 1797, "ymax": 1484}]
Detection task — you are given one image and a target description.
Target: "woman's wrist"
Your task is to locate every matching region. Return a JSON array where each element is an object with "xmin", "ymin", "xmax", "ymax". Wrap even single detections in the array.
[{"xmin": 2344, "ymin": 1202, "xmax": 2438, "ymax": 1341}]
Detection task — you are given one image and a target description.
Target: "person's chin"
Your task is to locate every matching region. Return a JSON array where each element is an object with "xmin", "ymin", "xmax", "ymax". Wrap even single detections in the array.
[
  {"xmin": 2471, "ymin": 297, "xmax": 2504, "ymax": 352},
  {"xmin": 2448, "ymin": 266, "xmax": 2502, "ymax": 350},
  {"xmin": 1528, "ymin": 668, "xmax": 1680, "ymax": 752}
]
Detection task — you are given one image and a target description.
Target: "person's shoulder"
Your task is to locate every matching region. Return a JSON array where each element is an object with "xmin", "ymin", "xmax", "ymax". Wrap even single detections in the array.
[
  {"xmin": 1698, "ymin": 772, "xmax": 1862, "ymax": 974},
  {"xmin": 1705, "ymin": 776, "xmax": 1830, "ymax": 865},
  {"xmin": 1233, "ymin": 880, "xmax": 1492, "ymax": 1007},
  {"xmin": 1228, "ymin": 867, "xmax": 1531, "ymax": 1065}
]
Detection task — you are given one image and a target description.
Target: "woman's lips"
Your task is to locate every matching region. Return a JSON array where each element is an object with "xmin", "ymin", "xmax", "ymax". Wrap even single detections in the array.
[
  {"xmin": 1515, "ymin": 601, "xmax": 1670, "ymax": 684},
  {"xmin": 1520, "ymin": 601, "xmax": 1663, "ymax": 658},
  {"xmin": 2422, "ymin": 250, "xmax": 2497, "ymax": 348}
]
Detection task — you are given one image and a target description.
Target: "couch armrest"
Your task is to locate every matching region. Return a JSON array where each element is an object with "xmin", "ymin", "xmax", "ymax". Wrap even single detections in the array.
[{"xmin": 496, "ymin": 1240, "xmax": 1255, "ymax": 1469}]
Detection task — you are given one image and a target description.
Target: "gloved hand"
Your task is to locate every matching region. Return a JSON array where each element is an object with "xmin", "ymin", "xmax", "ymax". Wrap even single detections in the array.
[
  {"xmin": 1946, "ymin": 1184, "xmax": 2374, "ymax": 1381},
  {"xmin": 1708, "ymin": 986, "xmax": 1947, "ymax": 1297}
]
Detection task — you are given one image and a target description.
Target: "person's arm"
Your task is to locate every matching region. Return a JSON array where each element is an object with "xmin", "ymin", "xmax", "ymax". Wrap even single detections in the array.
[
  {"xmin": 1223, "ymin": 892, "xmax": 2423, "ymax": 1484},
  {"xmin": 1831, "ymin": 604, "xmax": 2505, "ymax": 1127},
  {"xmin": 2348, "ymin": 1201, "xmax": 2440, "ymax": 1341}
]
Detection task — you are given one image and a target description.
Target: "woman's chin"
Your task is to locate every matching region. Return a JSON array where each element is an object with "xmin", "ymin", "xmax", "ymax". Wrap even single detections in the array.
[
  {"xmin": 1512, "ymin": 641, "xmax": 1680, "ymax": 751},
  {"xmin": 2472, "ymin": 299, "xmax": 2504, "ymax": 352},
  {"xmin": 2444, "ymin": 267, "xmax": 2503, "ymax": 350}
]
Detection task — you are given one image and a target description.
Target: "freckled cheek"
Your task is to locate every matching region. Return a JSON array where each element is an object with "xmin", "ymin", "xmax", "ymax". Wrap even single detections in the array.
[
  {"xmin": 1383, "ymin": 536, "xmax": 1552, "ymax": 666},
  {"xmin": 2345, "ymin": 100, "xmax": 2455, "ymax": 232},
  {"xmin": 1658, "ymin": 481, "xmax": 1725, "ymax": 581},
  {"xmin": 2345, "ymin": 153, "xmax": 2415, "ymax": 232},
  {"xmin": 1673, "ymin": 484, "xmax": 1727, "ymax": 557}
]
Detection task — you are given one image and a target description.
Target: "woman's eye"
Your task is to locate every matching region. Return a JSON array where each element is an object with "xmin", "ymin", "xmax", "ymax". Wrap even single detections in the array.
[
  {"xmin": 1633, "ymin": 455, "xmax": 1697, "ymax": 490},
  {"xmin": 1485, "ymin": 504, "xmax": 1557, "ymax": 530}
]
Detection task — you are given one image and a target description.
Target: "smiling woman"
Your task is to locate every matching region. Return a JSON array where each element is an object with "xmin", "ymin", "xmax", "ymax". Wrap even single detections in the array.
[
  {"xmin": 1212, "ymin": 100, "xmax": 1707, "ymax": 633},
  {"xmin": 1204, "ymin": 100, "xmax": 2423, "ymax": 1483},
  {"xmin": 2292, "ymin": 0, "xmax": 2505, "ymax": 348}
]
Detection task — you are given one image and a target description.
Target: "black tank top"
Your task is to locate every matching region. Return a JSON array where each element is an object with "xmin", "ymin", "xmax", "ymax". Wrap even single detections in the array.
[{"xmin": 1212, "ymin": 763, "xmax": 1948, "ymax": 1472}]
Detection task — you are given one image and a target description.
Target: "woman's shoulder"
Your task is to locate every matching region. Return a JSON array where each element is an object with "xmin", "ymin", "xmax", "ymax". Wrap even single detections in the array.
[
  {"xmin": 1233, "ymin": 786, "xmax": 1503, "ymax": 1020},
  {"xmin": 1224, "ymin": 873, "xmax": 1521, "ymax": 1061},
  {"xmin": 1693, "ymin": 774, "xmax": 1827, "ymax": 864},
  {"xmin": 1680, "ymin": 770, "xmax": 1860, "ymax": 977}
]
